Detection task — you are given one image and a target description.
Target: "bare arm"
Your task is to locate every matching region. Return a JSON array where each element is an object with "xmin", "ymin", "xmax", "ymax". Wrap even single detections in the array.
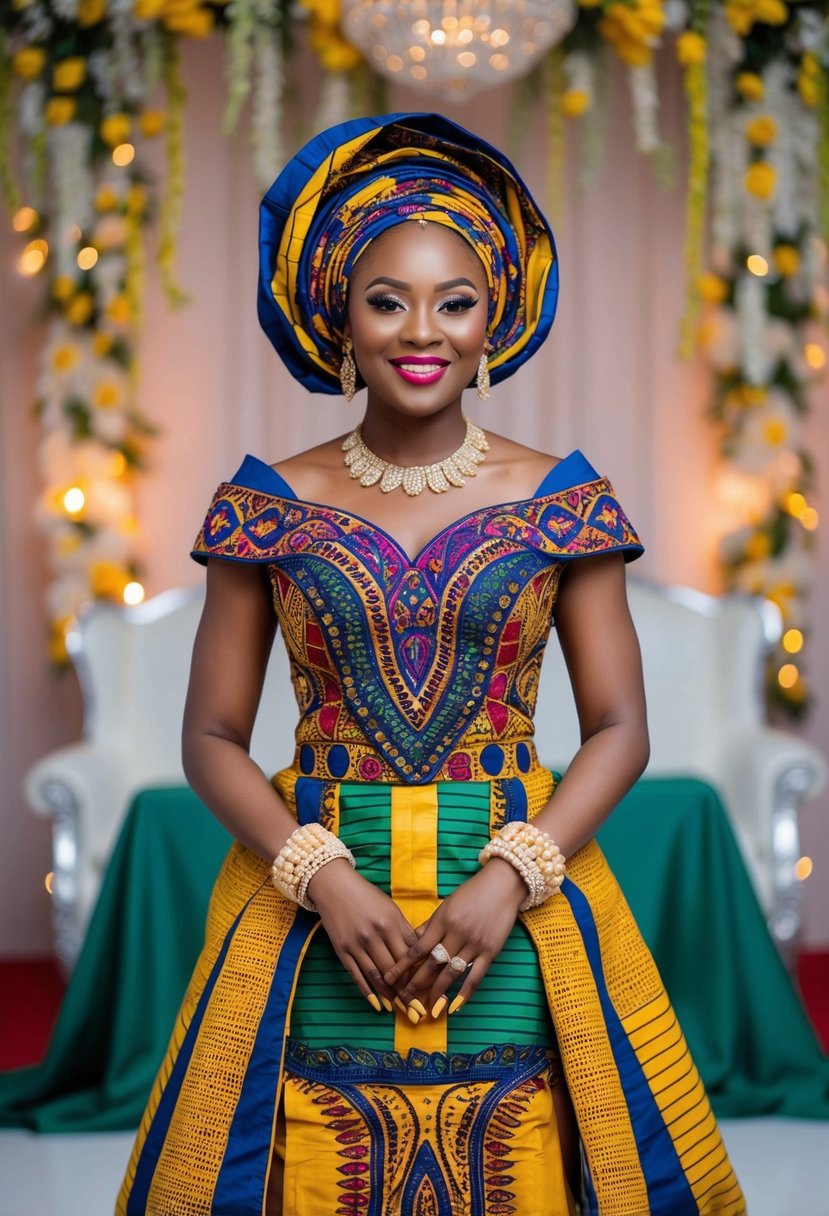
[
  {"xmin": 531, "ymin": 550, "xmax": 650, "ymax": 852},
  {"xmin": 181, "ymin": 557, "xmax": 300, "ymax": 859}
]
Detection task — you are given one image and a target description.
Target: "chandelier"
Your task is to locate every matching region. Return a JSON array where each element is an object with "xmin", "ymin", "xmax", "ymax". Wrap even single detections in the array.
[{"xmin": 341, "ymin": 1, "xmax": 577, "ymax": 98}]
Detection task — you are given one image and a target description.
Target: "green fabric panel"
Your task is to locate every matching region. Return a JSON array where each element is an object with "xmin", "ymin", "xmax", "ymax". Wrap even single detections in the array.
[
  {"xmin": 1, "ymin": 777, "xmax": 827, "ymax": 1131},
  {"xmin": 289, "ymin": 782, "xmax": 554, "ymax": 1051}
]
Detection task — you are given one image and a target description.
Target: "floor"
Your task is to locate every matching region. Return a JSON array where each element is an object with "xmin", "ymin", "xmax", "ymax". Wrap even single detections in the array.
[{"xmin": 0, "ymin": 1118, "xmax": 828, "ymax": 1215}]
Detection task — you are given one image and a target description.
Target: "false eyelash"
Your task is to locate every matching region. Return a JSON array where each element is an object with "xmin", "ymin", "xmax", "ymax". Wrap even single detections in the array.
[
  {"xmin": 440, "ymin": 296, "xmax": 479, "ymax": 312},
  {"xmin": 366, "ymin": 293, "xmax": 405, "ymax": 311}
]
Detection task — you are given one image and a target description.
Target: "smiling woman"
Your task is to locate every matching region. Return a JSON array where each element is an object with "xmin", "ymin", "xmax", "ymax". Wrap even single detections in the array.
[{"xmin": 116, "ymin": 113, "xmax": 745, "ymax": 1216}]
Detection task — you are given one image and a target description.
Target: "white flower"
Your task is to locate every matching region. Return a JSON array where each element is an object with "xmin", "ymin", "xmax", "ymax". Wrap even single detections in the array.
[
  {"xmin": 731, "ymin": 388, "xmax": 800, "ymax": 475},
  {"xmin": 628, "ymin": 63, "xmax": 660, "ymax": 155},
  {"xmin": 701, "ymin": 308, "xmax": 740, "ymax": 371},
  {"xmin": 91, "ymin": 408, "xmax": 130, "ymax": 444},
  {"xmin": 46, "ymin": 574, "xmax": 91, "ymax": 621}
]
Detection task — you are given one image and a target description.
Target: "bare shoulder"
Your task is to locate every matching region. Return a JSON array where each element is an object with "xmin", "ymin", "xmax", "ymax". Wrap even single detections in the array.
[
  {"xmin": 480, "ymin": 431, "xmax": 564, "ymax": 495},
  {"xmin": 269, "ymin": 434, "xmax": 351, "ymax": 500}
]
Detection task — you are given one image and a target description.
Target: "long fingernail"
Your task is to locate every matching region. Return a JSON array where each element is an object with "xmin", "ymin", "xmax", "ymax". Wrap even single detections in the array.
[
  {"xmin": 407, "ymin": 1007, "xmax": 421, "ymax": 1025},
  {"xmin": 408, "ymin": 999, "xmax": 427, "ymax": 1017},
  {"xmin": 394, "ymin": 997, "xmax": 408, "ymax": 1014},
  {"xmin": 431, "ymin": 996, "xmax": 447, "ymax": 1018},
  {"xmin": 448, "ymin": 995, "xmax": 465, "ymax": 1015},
  {"xmin": 380, "ymin": 996, "xmax": 394, "ymax": 1013},
  {"xmin": 366, "ymin": 993, "xmax": 382, "ymax": 1013}
]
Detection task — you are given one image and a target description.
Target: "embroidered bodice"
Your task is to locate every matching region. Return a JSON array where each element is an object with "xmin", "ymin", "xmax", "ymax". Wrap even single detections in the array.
[{"xmin": 192, "ymin": 450, "xmax": 643, "ymax": 784}]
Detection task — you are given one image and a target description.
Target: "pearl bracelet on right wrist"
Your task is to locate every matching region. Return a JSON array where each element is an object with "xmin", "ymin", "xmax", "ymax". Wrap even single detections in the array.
[{"xmin": 478, "ymin": 820, "xmax": 566, "ymax": 911}]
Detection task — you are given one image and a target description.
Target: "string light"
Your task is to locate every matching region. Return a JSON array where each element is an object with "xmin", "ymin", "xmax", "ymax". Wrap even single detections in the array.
[
  {"xmin": 783, "ymin": 628, "xmax": 803, "ymax": 654},
  {"xmin": 804, "ymin": 342, "xmax": 825, "ymax": 369},
  {"xmin": 784, "ymin": 491, "xmax": 807, "ymax": 517},
  {"xmin": 112, "ymin": 142, "xmax": 135, "ymax": 166},
  {"xmin": 12, "ymin": 205, "xmax": 39, "ymax": 232},
  {"xmin": 44, "ymin": 871, "xmax": 54, "ymax": 894},
  {"xmin": 19, "ymin": 238, "xmax": 48, "ymax": 275},
  {"xmin": 123, "ymin": 581, "xmax": 145, "ymax": 606},
  {"xmin": 794, "ymin": 856, "xmax": 813, "ymax": 880},
  {"xmin": 747, "ymin": 254, "xmax": 768, "ymax": 276},
  {"xmin": 777, "ymin": 663, "xmax": 799, "ymax": 689},
  {"xmin": 77, "ymin": 246, "xmax": 98, "ymax": 270},
  {"xmin": 63, "ymin": 486, "xmax": 85, "ymax": 514},
  {"xmin": 800, "ymin": 506, "xmax": 819, "ymax": 530}
]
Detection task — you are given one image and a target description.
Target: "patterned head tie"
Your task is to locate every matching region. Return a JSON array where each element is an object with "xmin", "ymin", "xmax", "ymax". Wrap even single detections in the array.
[{"xmin": 258, "ymin": 112, "xmax": 559, "ymax": 394}]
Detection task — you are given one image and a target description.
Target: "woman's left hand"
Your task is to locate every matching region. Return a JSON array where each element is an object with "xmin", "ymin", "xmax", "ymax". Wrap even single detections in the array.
[{"xmin": 384, "ymin": 858, "xmax": 528, "ymax": 1018}]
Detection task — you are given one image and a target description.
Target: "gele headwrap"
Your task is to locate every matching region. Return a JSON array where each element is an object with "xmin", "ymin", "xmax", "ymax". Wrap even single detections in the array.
[{"xmin": 258, "ymin": 112, "xmax": 559, "ymax": 394}]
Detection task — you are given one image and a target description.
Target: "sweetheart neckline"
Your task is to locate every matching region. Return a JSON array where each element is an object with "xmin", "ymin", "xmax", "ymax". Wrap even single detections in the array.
[{"xmin": 234, "ymin": 449, "xmax": 602, "ymax": 567}]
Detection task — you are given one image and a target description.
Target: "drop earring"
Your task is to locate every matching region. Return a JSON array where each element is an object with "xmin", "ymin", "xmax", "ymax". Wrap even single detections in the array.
[
  {"xmin": 340, "ymin": 337, "xmax": 357, "ymax": 402},
  {"xmin": 476, "ymin": 346, "xmax": 491, "ymax": 400}
]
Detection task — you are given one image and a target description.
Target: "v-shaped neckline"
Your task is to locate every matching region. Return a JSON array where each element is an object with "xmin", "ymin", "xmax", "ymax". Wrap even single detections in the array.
[{"xmin": 234, "ymin": 449, "xmax": 599, "ymax": 568}]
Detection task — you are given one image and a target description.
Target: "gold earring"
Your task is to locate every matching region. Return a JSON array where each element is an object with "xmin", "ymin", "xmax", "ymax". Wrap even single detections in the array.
[
  {"xmin": 476, "ymin": 348, "xmax": 491, "ymax": 400},
  {"xmin": 340, "ymin": 337, "xmax": 357, "ymax": 402}
]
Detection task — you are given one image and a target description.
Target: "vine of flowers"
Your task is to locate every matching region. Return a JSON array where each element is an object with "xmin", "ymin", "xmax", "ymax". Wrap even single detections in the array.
[{"xmin": 1, "ymin": 0, "xmax": 828, "ymax": 720}]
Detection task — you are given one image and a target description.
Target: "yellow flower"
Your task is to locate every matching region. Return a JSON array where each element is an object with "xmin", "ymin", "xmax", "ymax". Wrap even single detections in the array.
[
  {"xmin": 746, "ymin": 115, "xmax": 776, "ymax": 146},
  {"xmin": 598, "ymin": 2, "xmax": 666, "ymax": 68},
  {"xmin": 773, "ymin": 244, "xmax": 800, "ymax": 277},
  {"xmin": 49, "ymin": 619, "xmax": 72, "ymax": 666},
  {"xmin": 93, "ymin": 379, "xmax": 123, "ymax": 408},
  {"xmin": 741, "ymin": 385, "xmax": 767, "ymax": 406},
  {"xmin": 51, "ymin": 342, "xmax": 81, "ymax": 373},
  {"xmin": 51, "ymin": 275, "xmax": 76, "ymax": 302},
  {"xmin": 65, "ymin": 292, "xmax": 95, "ymax": 326},
  {"xmin": 13, "ymin": 47, "xmax": 46, "ymax": 80},
  {"xmin": 736, "ymin": 72, "xmax": 764, "ymax": 102},
  {"xmin": 562, "ymin": 89, "xmax": 590, "ymax": 117},
  {"xmin": 317, "ymin": 35, "xmax": 361, "ymax": 72},
  {"xmin": 797, "ymin": 75, "xmax": 819, "ymax": 108},
  {"xmin": 45, "ymin": 97, "xmax": 77, "ymax": 126},
  {"xmin": 78, "ymin": 0, "xmax": 108, "ymax": 25},
  {"xmin": 745, "ymin": 532, "xmax": 771, "ymax": 560},
  {"xmin": 697, "ymin": 272, "xmax": 728, "ymax": 303},
  {"xmin": 133, "ymin": 0, "xmax": 166, "ymax": 16},
  {"xmin": 106, "ymin": 294, "xmax": 132, "ymax": 326},
  {"xmin": 801, "ymin": 53, "xmax": 820, "ymax": 79},
  {"xmin": 56, "ymin": 531, "xmax": 83, "ymax": 557},
  {"xmin": 755, "ymin": 0, "xmax": 788, "ymax": 24},
  {"xmin": 676, "ymin": 32, "xmax": 706, "ymax": 66},
  {"xmin": 95, "ymin": 185, "xmax": 119, "ymax": 212},
  {"xmin": 164, "ymin": 6, "xmax": 215, "ymax": 36},
  {"xmin": 695, "ymin": 317, "xmax": 719, "ymax": 349},
  {"xmin": 93, "ymin": 331, "xmax": 115, "ymax": 356},
  {"xmin": 762, "ymin": 418, "xmax": 787, "ymax": 446},
  {"xmin": 126, "ymin": 184, "xmax": 148, "ymax": 215},
  {"xmin": 53, "ymin": 58, "xmax": 86, "ymax": 91},
  {"xmin": 744, "ymin": 161, "xmax": 776, "ymax": 199},
  {"xmin": 90, "ymin": 561, "xmax": 130, "ymax": 599},
  {"xmin": 100, "ymin": 113, "xmax": 132, "ymax": 147},
  {"xmin": 138, "ymin": 110, "xmax": 166, "ymax": 137},
  {"xmin": 300, "ymin": 0, "xmax": 342, "ymax": 21}
]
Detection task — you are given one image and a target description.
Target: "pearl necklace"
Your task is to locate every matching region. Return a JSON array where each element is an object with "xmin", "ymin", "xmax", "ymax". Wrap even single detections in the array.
[{"xmin": 342, "ymin": 416, "xmax": 490, "ymax": 496}]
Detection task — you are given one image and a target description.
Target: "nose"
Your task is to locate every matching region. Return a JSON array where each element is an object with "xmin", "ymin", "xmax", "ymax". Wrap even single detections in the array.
[{"xmin": 398, "ymin": 300, "xmax": 442, "ymax": 348}]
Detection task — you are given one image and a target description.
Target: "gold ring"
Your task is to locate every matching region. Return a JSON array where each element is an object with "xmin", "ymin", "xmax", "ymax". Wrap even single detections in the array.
[
  {"xmin": 431, "ymin": 943, "xmax": 450, "ymax": 965},
  {"xmin": 449, "ymin": 955, "xmax": 468, "ymax": 973}
]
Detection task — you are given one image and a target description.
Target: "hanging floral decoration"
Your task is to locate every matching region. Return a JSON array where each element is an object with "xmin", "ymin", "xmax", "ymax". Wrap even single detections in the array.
[{"xmin": 1, "ymin": 1, "xmax": 828, "ymax": 719}]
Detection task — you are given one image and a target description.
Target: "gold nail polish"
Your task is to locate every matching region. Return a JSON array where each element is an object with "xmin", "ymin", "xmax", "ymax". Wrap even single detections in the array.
[
  {"xmin": 366, "ymin": 993, "xmax": 382, "ymax": 1013},
  {"xmin": 380, "ymin": 996, "xmax": 394, "ymax": 1013},
  {"xmin": 409, "ymin": 999, "xmax": 427, "ymax": 1018},
  {"xmin": 431, "ymin": 996, "xmax": 448, "ymax": 1019},
  {"xmin": 407, "ymin": 1007, "xmax": 421, "ymax": 1025},
  {"xmin": 394, "ymin": 997, "xmax": 407, "ymax": 1014},
  {"xmin": 448, "ymin": 995, "xmax": 465, "ymax": 1015}
]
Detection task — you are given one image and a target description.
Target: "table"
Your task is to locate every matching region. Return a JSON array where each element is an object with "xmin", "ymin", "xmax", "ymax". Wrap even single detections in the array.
[{"xmin": 2, "ymin": 777, "xmax": 827, "ymax": 1131}]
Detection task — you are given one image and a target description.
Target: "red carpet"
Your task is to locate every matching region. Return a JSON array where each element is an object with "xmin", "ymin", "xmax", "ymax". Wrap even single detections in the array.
[{"xmin": 0, "ymin": 952, "xmax": 827, "ymax": 1071}]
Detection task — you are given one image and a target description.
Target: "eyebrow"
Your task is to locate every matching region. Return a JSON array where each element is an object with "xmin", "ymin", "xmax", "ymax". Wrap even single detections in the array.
[{"xmin": 364, "ymin": 276, "xmax": 479, "ymax": 292}]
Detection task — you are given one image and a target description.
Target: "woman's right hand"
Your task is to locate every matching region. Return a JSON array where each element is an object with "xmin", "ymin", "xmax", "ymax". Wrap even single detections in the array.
[{"xmin": 306, "ymin": 859, "xmax": 420, "ymax": 1011}]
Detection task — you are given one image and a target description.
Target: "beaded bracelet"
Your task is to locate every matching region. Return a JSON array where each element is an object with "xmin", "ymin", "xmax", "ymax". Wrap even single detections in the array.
[
  {"xmin": 478, "ymin": 820, "xmax": 566, "ymax": 911},
  {"xmin": 270, "ymin": 822, "xmax": 356, "ymax": 912}
]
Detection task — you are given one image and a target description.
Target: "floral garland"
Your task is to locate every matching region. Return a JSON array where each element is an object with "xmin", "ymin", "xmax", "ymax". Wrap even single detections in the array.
[{"xmin": 1, "ymin": 1, "xmax": 827, "ymax": 720}]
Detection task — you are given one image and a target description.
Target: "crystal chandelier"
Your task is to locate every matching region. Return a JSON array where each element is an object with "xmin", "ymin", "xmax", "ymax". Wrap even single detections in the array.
[{"xmin": 341, "ymin": 1, "xmax": 577, "ymax": 98}]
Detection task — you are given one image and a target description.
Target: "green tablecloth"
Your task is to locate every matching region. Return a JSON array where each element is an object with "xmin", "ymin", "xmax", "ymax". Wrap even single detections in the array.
[{"xmin": 1, "ymin": 777, "xmax": 827, "ymax": 1131}]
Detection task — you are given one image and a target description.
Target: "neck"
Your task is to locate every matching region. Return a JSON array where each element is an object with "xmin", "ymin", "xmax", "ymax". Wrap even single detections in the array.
[{"xmin": 358, "ymin": 401, "xmax": 468, "ymax": 465}]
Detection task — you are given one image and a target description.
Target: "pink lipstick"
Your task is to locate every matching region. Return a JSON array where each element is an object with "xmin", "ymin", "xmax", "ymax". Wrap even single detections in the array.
[{"xmin": 389, "ymin": 356, "xmax": 450, "ymax": 386}]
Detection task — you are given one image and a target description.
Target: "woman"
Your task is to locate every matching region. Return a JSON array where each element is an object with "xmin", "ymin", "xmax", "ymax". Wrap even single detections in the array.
[{"xmin": 117, "ymin": 113, "xmax": 744, "ymax": 1215}]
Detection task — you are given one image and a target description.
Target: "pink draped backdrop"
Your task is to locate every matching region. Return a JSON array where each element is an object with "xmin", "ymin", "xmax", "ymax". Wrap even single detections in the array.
[{"xmin": 1, "ymin": 41, "xmax": 827, "ymax": 953}]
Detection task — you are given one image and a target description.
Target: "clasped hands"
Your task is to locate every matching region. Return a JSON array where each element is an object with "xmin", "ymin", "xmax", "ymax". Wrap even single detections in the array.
[{"xmin": 306, "ymin": 856, "xmax": 528, "ymax": 1022}]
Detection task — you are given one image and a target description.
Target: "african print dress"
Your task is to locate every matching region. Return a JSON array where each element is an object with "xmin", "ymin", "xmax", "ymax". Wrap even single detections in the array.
[{"xmin": 116, "ymin": 449, "xmax": 745, "ymax": 1216}]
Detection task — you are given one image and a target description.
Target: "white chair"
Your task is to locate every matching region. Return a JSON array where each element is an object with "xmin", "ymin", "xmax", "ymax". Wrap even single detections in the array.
[{"xmin": 24, "ymin": 580, "xmax": 826, "ymax": 971}]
